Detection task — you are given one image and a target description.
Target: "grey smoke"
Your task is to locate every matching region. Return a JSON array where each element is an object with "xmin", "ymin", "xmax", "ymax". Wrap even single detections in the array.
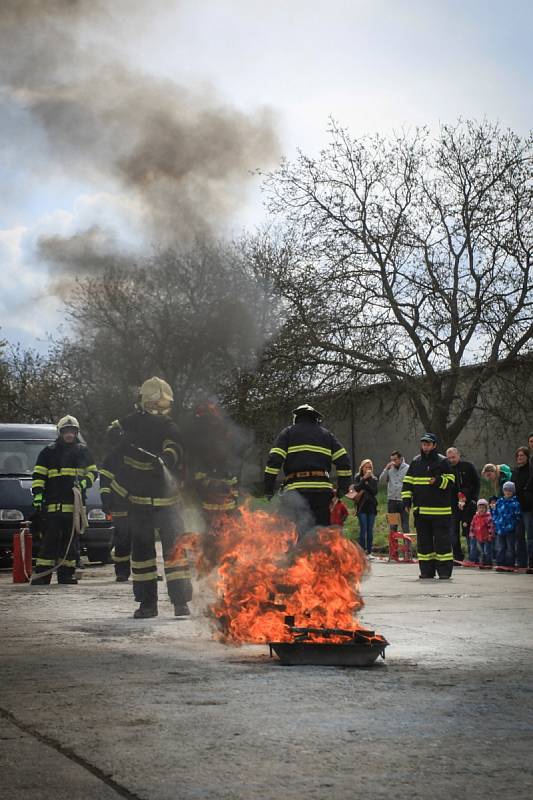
[{"xmin": 1, "ymin": 1, "xmax": 280, "ymax": 281}]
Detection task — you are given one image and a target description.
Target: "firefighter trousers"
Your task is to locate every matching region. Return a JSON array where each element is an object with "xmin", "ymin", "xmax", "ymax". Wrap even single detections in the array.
[
  {"xmin": 415, "ymin": 514, "xmax": 454, "ymax": 578},
  {"xmin": 111, "ymin": 512, "xmax": 142, "ymax": 601},
  {"xmin": 33, "ymin": 514, "xmax": 77, "ymax": 584},
  {"xmin": 280, "ymin": 489, "xmax": 332, "ymax": 541},
  {"xmin": 112, "ymin": 513, "xmax": 132, "ymax": 579},
  {"xmin": 129, "ymin": 504, "xmax": 192, "ymax": 608}
]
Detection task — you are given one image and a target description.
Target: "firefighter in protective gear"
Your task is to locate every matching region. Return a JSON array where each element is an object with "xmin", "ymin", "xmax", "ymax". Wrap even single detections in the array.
[
  {"xmin": 99, "ymin": 442, "xmax": 140, "ymax": 600},
  {"xmin": 187, "ymin": 401, "xmax": 241, "ymax": 570},
  {"xmin": 264, "ymin": 404, "xmax": 352, "ymax": 538},
  {"xmin": 401, "ymin": 433, "xmax": 455, "ymax": 579},
  {"xmin": 32, "ymin": 416, "xmax": 97, "ymax": 584},
  {"xmin": 107, "ymin": 377, "xmax": 192, "ymax": 619}
]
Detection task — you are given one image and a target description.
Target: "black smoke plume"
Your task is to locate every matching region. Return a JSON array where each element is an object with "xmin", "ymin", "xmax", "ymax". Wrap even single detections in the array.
[{"xmin": 1, "ymin": 1, "xmax": 280, "ymax": 283}]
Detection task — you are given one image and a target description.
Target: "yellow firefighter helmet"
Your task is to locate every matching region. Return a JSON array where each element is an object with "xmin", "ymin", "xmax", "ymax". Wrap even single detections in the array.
[
  {"xmin": 139, "ymin": 377, "xmax": 174, "ymax": 415},
  {"xmin": 57, "ymin": 414, "xmax": 80, "ymax": 433}
]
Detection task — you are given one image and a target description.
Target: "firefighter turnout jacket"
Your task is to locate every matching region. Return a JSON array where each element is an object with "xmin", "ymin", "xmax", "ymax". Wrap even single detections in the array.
[
  {"xmin": 32, "ymin": 439, "xmax": 97, "ymax": 513},
  {"xmin": 264, "ymin": 420, "xmax": 352, "ymax": 496},
  {"xmin": 401, "ymin": 451, "xmax": 455, "ymax": 516},
  {"xmin": 107, "ymin": 411, "xmax": 183, "ymax": 507}
]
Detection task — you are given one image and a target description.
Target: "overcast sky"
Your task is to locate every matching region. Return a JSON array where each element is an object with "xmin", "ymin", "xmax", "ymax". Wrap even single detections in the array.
[{"xmin": 1, "ymin": 0, "xmax": 532, "ymax": 351}]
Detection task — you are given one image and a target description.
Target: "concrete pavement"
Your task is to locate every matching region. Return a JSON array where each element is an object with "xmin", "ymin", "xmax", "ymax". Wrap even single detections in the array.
[{"xmin": 1, "ymin": 559, "xmax": 532, "ymax": 799}]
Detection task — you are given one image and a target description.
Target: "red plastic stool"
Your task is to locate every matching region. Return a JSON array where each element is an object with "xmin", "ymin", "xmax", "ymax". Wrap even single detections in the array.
[{"xmin": 388, "ymin": 532, "xmax": 416, "ymax": 563}]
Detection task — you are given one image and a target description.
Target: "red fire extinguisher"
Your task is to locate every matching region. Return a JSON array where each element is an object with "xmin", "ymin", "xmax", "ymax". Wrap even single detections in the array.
[{"xmin": 13, "ymin": 525, "xmax": 32, "ymax": 583}]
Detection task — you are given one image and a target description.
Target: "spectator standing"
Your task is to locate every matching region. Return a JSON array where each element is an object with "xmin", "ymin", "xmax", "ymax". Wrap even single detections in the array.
[
  {"xmin": 468, "ymin": 498, "xmax": 495, "ymax": 568},
  {"xmin": 511, "ymin": 446, "xmax": 532, "ymax": 570},
  {"xmin": 446, "ymin": 447, "xmax": 480, "ymax": 563},
  {"xmin": 402, "ymin": 433, "xmax": 455, "ymax": 580},
  {"xmin": 330, "ymin": 488, "xmax": 349, "ymax": 528},
  {"xmin": 379, "ymin": 451, "xmax": 410, "ymax": 532},
  {"xmin": 352, "ymin": 459, "xmax": 378, "ymax": 557},
  {"xmin": 481, "ymin": 463, "xmax": 512, "ymax": 496},
  {"xmin": 493, "ymin": 481, "xmax": 522, "ymax": 571}
]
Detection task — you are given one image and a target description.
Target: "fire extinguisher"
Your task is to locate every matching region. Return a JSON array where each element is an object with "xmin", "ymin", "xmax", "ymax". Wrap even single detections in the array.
[{"xmin": 13, "ymin": 524, "xmax": 32, "ymax": 583}]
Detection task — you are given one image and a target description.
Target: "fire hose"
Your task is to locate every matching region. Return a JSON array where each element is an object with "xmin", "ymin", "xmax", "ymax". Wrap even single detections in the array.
[{"xmin": 24, "ymin": 486, "xmax": 88, "ymax": 584}]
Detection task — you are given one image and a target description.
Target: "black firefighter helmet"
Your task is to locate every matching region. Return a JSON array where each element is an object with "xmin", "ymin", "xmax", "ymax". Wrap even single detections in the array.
[{"xmin": 292, "ymin": 404, "xmax": 322, "ymax": 424}]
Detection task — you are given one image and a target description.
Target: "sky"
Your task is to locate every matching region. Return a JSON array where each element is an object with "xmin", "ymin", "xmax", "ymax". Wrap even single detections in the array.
[{"xmin": 1, "ymin": 0, "xmax": 532, "ymax": 351}]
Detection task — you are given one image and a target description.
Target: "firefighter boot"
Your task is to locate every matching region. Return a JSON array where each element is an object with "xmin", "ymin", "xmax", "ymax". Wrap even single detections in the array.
[
  {"xmin": 132, "ymin": 567, "xmax": 157, "ymax": 616},
  {"xmin": 174, "ymin": 603, "xmax": 190, "ymax": 617},
  {"xmin": 133, "ymin": 603, "xmax": 158, "ymax": 619}
]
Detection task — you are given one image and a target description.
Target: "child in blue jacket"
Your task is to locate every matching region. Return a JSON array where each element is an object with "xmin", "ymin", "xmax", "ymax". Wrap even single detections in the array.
[{"xmin": 493, "ymin": 481, "xmax": 522, "ymax": 569}]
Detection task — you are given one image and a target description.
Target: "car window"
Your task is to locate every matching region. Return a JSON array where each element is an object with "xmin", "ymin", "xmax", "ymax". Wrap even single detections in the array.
[{"xmin": 0, "ymin": 440, "xmax": 54, "ymax": 475}]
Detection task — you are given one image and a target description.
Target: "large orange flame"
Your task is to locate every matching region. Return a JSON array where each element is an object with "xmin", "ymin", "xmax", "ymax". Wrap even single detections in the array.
[{"xmin": 175, "ymin": 504, "xmax": 370, "ymax": 644}]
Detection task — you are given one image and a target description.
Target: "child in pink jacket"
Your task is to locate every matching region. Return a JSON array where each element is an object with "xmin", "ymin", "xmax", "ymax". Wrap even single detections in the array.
[{"xmin": 469, "ymin": 498, "xmax": 495, "ymax": 568}]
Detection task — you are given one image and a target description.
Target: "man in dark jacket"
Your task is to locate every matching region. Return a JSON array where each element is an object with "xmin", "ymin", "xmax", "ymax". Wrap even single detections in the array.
[
  {"xmin": 107, "ymin": 377, "xmax": 192, "ymax": 619},
  {"xmin": 264, "ymin": 404, "xmax": 352, "ymax": 539},
  {"xmin": 402, "ymin": 433, "xmax": 455, "ymax": 579},
  {"xmin": 32, "ymin": 415, "xmax": 97, "ymax": 585},
  {"xmin": 446, "ymin": 447, "xmax": 480, "ymax": 563},
  {"xmin": 512, "ymin": 446, "xmax": 532, "ymax": 570}
]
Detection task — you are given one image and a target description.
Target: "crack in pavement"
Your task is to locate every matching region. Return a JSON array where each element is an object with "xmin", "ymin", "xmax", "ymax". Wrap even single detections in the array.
[{"xmin": 0, "ymin": 705, "xmax": 146, "ymax": 800}]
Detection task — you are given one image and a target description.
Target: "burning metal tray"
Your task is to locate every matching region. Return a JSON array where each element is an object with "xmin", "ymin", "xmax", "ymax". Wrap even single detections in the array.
[{"xmin": 269, "ymin": 639, "xmax": 387, "ymax": 667}]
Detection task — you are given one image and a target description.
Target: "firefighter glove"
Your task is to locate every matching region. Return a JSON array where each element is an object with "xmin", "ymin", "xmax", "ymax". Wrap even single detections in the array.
[
  {"xmin": 32, "ymin": 495, "xmax": 43, "ymax": 510},
  {"xmin": 78, "ymin": 479, "xmax": 88, "ymax": 491}
]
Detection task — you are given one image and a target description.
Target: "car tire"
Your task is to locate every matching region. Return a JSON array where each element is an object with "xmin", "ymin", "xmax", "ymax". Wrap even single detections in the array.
[{"xmin": 86, "ymin": 547, "xmax": 112, "ymax": 565}]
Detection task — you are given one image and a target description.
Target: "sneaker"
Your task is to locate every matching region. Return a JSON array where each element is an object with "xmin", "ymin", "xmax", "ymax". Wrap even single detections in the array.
[
  {"xmin": 133, "ymin": 604, "xmax": 158, "ymax": 619},
  {"xmin": 174, "ymin": 604, "xmax": 190, "ymax": 617}
]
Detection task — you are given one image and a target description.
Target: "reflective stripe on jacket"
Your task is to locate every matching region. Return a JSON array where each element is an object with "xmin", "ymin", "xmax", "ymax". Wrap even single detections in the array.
[
  {"xmin": 401, "ymin": 451, "xmax": 455, "ymax": 516},
  {"xmin": 264, "ymin": 420, "xmax": 352, "ymax": 495},
  {"xmin": 32, "ymin": 440, "xmax": 97, "ymax": 513}
]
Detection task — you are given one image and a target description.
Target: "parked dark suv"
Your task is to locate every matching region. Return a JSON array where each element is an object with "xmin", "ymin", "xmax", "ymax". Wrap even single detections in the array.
[{"xmin": 0, "ymin": 423, "xmax": 114, "ymax": 564}]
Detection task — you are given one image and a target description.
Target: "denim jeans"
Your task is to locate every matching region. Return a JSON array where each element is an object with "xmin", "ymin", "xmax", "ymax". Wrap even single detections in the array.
[
  {"xmin": 358, "ymin": 513, "xmax": 376, "ymax": 554},
  {"xmin": 387, "ymin": 499, "xmax": 410, "ymax": 533},
  {"xmin": 495, "ymin": 532, "xmax": 516, "ymax": 567},
  {"xmin": 469, "ymin": 538, "xmax": 493, "ymax": 565}
]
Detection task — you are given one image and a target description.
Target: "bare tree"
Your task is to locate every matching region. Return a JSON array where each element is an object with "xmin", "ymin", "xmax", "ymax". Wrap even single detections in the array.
[
  {"xmin": 263, "ymin": 119, "xmax": 533, "ymax": 444},
  {"xmin": 54, "ymin": 238, "xmax": 283, "ymax": 449},
  {"xmin": 0, "ymin": 341, "xmax": 72, "ymax": 424}
]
